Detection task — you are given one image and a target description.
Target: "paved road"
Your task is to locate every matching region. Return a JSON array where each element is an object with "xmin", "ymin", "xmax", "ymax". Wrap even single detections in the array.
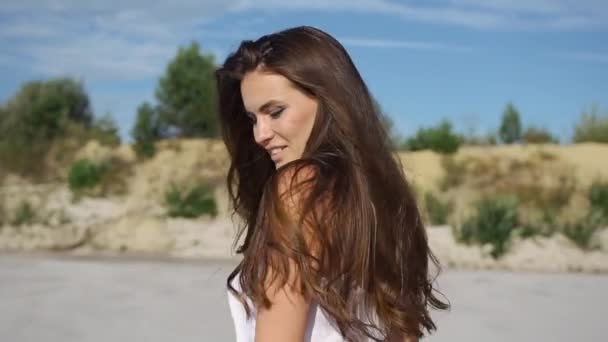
[{"xmin": 1, "ymin": 253, "xmax": 606, "ymax": 341}]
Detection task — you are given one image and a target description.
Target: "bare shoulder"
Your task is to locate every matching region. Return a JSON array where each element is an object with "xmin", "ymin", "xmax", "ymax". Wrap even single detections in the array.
[
  {"xmin": 273, "ymin": 163, "xmax": 321, "ymax": 212},
  {"xmin": 254, "ymin": 164, "xmax": 320, "ymax": 342},
  {"xmin": 387, "ymin": 333, "xmax": 419, "ymax": 342},
  {"xmin": 275, "ymin": 163, "xmax": 319, "ymax": 194}
]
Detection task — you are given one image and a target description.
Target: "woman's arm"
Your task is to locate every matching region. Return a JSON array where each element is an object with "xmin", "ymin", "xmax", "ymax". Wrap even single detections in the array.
[
  {"xmin": 254, "ymin": 271, "xmax": 311, "ymax": 342},
  {"xmin": 255, "ymin": 166, "xmax": 318, "ymax": 342},
  {"xmin": 387, "ymin": 328, "xmax": 420, "ymax": 342}
]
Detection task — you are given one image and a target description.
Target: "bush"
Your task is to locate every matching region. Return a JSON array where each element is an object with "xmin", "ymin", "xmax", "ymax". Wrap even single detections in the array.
[
  {"xmin": 522, "ymin": 126, "xmax": 558, "ymax": 144},
  {"xmin": 90, "ymin": 114, "xmax": 121, "ymax": 147},
  {"xmin": 458, "ymin": 196, "xmax": 519, "ymax": 258},
  {"xmin": 518, "ymin": 209, "xmax": 557, "ymax": 239},
  {"xmin": 424, "ymin": 192, "xmax": 452, "ymax": 225},
  {"xmin": 404, "ymin": 119, "xmax": 461, "ymax": 154},
  {"xmin": 165, "ymin": 183, "xmax": 218, "ymax": 218},
  {"xmin": 518, "ymin": 224, "xmax": 536, "ymax": 239},
  {"xmin": 573, "ymin": 104, "xmax": 608, "ymax": 143},
  {"xmin": 0, "ymin": 77, "xmax": 108, "ymax": 180},
  {"xmin": 1, "ymin": 78, "xmax": 93, "ymax": 141},
  {"xmin": 132, "ymin": 102, "xmax": 162, "ymax": 159},
  {"xmin": 12, "ymin": 201, "xmax": 36, "ymax": 226},
  {"xmin": 589, "ymin": 180, "xmax": 608, "ymax": 218},
  {"xmin": 562, "ymin": 210, "xmax": 605, "ymax": 250},
  {"xmin": 98, "ymin": 156, "xmax": 132, "ymax": 196},
  {"xmin": 0, "ymin": 201, "xmax": 5, "ymax": 227},
  {"xmin": 68, "ymin": 159, "xmax": 106, "ymax": 192},
  {"xmin": 461, "ymin": 132, "xmax": 498, "ymax": 146},
  {"xmin": 0, "ymin": 138, "xmax": 49, "ymax": 179},
  {"xmin": 439, "ymin": 156, "xmax": 467, "ymax": 190}
]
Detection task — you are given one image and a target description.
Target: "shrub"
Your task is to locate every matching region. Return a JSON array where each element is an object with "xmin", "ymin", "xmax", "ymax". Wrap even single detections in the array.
[
  {"xmin": 165, "ymin": 182, "xmax": 218, "ymax": 218},
  {"xmin": 461, "ymin": 132, "xmax": 498, "ymax": 146},
  {"xmin": 439, "ymin": 156, "xmax": 467, "ymax": 190},
  {"xmin": 1, "ymin": 78, "xmax": 92, "ymax": 142},
  {"xmin": 520, "ymin": 174, "xmax": 575, "ymax": 212},
  {"xmin": 562, "ymin": 210, "xmax": 605, "ymax": 250},
  {"xmin": 573, "ymin": 104, "xmax": 608, "ymax": 143},
  {"xmin": 90, "ymin": 114, "xmax": 121, "ymax": 147},
  {"xmin": 98, "ymin": 156, "xmax": 132, "ymax": 196},
  {"xmin": 0, "ymin": 78, "xmax": 118, "ymax": 181},
  {"xmin": 12, "ymin": 201, "xmax": 36, "ymax": 226},
  {"xmin": 519, "ymin": 223, "xmax": 544, "ymax": 239},
  {"xmin": 518, "ymin": 209, "xmax": 557, "ymax": 239},
  {"xmin": 68, "ymin": 157, "xmax": 132, "ymax": 197},
  {"xmin": 0, "ymin": 137, "xmax": 50, "ymax": 180},
  {"xmin": 589, "ymin": 180, "xmax": 608, "ymax": 218},
  {"xmin": 131, "ymin": 102, "xmax": 162, "ymax": 159},
  {"xmin": 458, "ymin": 196, "xmax": 519, "ymax": 258},
  {"xmin": 404, "ymin": 119, "xmax": 461, "ymax": 154},
  {"xmin": 68, "ymin": 159, "xmax": 106, "ymax": 192},
  {"xmin": 424, "ymin": 192, "xmax": 452, "ymax": 225},
  {"xmin": 0, "ymin": 201, "xmax": 5, "ymax": 227},
  {"xmin": 522, "ymin": 126, "xmax": 558, "ymax": 144}
]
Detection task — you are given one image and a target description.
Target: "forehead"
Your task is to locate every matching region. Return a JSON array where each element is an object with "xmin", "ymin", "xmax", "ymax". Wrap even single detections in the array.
[{"xmin": 240, "ymin": 70, "xmax": 294, "ymax": 112}]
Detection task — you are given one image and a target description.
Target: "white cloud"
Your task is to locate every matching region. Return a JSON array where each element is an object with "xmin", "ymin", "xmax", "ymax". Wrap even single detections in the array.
[
  {"xmin": 448, "ymin": 0, "xmax": 565, "ymax": 13},
  {"xmin": 0, "ymin": 1, "xmax": 235, "ymax": 81},
  {"xmin": 449, "ymin": 0, "xmax": 606, "ymax": 15},
  {"xmin": 0, "ymin": 0, "xmax": 606, "ymax": 82},
  {"xmin": 26, "ymin": 35, "xmax": 174, "ymax": 80},
  {"xmin": 340, "ymin": 38, "xmax": 471, "ymax": 52},
  {"xmin": 0, "ymin": 23, "xmax": 56, "ymax": 38},
  {"xmin": 447, "ymin": 0, "xmax": 608, "ymax": 29},
  {"xmin": 564, "ymin": 51, "xmax": 608, "ymax": 63},
  {"xmin": 232, "ymin": 0, "xmax": 608, "ymax": 29}
]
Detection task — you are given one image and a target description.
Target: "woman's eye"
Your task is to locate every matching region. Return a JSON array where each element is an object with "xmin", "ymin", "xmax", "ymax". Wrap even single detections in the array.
[{"xmin": 270, "ymin": 108, "xmax": 284, "ymax": 118}]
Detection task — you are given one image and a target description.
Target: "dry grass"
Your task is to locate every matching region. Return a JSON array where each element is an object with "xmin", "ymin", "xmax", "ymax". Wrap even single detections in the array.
[{"xmin": 398, "ymin": 144, "xmax": 608, "ymax": 238}]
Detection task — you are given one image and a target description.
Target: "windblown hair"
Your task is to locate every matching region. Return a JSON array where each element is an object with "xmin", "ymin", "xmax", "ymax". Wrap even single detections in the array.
[{"xmin": 215, "ymin": 26, "xmax": 449, "ymax": 341}]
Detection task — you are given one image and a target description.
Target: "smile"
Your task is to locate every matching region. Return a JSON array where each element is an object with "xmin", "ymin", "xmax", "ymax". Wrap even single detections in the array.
[{"xmin": 268, "ymin": 146, "xmax": 286, "ymax": 161}]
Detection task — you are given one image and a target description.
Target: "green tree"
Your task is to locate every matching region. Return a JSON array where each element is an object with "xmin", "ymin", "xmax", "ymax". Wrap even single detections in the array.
[
  {"xmin": 131, "ymin": 102, "xmax": 162, "ymax": 158},
  {"xmin": 0, "ymin": 78, "xmax": 92, "ymax": 140},
  {"xmin": 499, "ymin": 103, "xmax": 522, "ymax": 144},
  {"xmin": 155, "ymin": 42, "xmax": 218, "ymax": 138},
  {"xmin": 0, "ymin": 78, "xmax": 94, "ymax": 177},
  {"xmin": 404, "ymin": 119, "xmax": 461, "ymax": 154}
]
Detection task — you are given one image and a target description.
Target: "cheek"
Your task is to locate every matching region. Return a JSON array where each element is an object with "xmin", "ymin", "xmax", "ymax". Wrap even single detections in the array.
[
  {"xmin": 293, "ymin": 104, "xmax": 317, "ymax": 131},
  {"xmin": 287, "ymin": 113, "xmax": 314, "ymax": 142}
]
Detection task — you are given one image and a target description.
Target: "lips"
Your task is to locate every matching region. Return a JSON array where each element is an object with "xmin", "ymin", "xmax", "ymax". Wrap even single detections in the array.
[{"xmin": 267, "ymin": 146, "xmax": 286, "ymax": 161}]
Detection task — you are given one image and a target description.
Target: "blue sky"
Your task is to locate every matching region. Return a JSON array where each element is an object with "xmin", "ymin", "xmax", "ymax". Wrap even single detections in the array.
[{"xmin": 1, "ymin": 0, "xmax": 607, "ymax": 142}]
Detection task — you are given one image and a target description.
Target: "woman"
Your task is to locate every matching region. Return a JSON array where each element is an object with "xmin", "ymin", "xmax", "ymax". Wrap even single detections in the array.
[{"xmin": 215, "ymin": 26, "xmax": 449, "ymax": 342}]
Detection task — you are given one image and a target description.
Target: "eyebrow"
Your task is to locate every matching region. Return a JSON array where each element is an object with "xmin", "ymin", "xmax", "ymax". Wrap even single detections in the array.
[{"xmin": 245, "ymin": 100, "xmax": 282, "ymax": 116}]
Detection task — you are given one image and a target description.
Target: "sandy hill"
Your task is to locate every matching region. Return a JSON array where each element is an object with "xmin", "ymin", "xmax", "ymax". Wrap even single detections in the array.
[{"xmin": 0, "ymin": 140, "xmax": 607, "ymax": 273}]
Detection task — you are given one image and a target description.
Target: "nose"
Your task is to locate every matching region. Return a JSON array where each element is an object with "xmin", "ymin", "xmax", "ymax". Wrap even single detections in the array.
[{"xmin": 253, "ymin": 117, "xmax": 274, "ymax": 147}]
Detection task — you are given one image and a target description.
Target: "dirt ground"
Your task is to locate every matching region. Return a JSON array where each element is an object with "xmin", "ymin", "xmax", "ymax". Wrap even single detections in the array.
[{"xmin": 1, "ymin": 253, "xmax": 606, "ymax": 342}]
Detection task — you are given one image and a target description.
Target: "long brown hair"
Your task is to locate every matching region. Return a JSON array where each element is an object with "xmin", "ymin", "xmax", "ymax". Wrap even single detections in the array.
[{"xmin": 215, "ymin": 26, "xmax": 449, "ymax": 341}]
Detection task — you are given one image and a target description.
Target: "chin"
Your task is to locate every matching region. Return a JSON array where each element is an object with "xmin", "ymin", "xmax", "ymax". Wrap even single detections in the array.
[{"xmin": 275, "ymin": 158, "xmax": 292, "ymax": 169}]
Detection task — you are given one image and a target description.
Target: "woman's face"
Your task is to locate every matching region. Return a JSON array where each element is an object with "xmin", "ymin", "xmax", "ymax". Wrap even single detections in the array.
[{"xmin": 241, "ymin": 69, "xmax": 318, "ymax": 169}]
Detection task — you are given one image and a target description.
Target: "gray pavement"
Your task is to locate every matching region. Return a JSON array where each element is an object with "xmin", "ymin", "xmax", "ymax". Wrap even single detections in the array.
[{"xmin": 0, "ymin": 253, "xmax": 606, "ymax": 341}]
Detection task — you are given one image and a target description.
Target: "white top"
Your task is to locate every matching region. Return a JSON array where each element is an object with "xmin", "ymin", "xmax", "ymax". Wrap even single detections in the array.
[{"xmin": 227, "ymin": 273, "xmax": 346, "ymax": 341}]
